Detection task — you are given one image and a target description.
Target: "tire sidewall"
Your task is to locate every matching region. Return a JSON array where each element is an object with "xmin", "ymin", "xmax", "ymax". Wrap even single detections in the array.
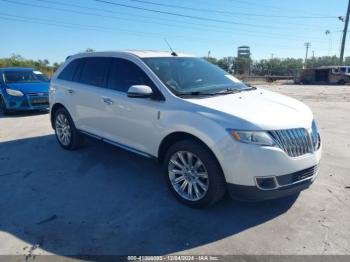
[
  {"xmin": 54, "ymin": 108, "xmax": 78, "ymax": 150},
  {"xmin": 163, "ymin": 140, "xmax": 226, "ymax": 207}
]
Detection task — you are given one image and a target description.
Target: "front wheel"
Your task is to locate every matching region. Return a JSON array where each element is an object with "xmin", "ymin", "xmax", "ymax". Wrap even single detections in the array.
[
  {"xmin": 164, "ymin": 139, "xmax": 226, "ymax": 207},
  {"xmin": 54, "ymin": 108, "xmax": 82, "ymax": 150}
]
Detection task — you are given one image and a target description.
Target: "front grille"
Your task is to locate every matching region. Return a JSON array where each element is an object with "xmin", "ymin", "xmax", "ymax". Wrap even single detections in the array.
[
  {"xmin": 27, "ymin": 92, "xmax": 48, "ymax": 96},
  {"xmin": 269, "ymin": 128, "xmax": 319, "ymax": 157},
  {"xmin": 21, "ymin": 100, "xmax": 29, "ymax": 107},
  {"xmin": 27, "ymin": 93, "xmax": 49, "ymax": 107},
  {"xmin": 276, "ymin": 165, "xmax": 318, "ymax": 186}
]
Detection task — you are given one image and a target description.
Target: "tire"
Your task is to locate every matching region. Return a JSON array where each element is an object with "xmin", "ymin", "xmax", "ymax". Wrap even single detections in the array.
[
  {"xmin": 163, "ymin": 139, "xmax": 226, "ymax": 207},
  {"xmin": 0, "ymin": 95, "xmax": 10, "ymax": 115},
  {"xmin": 53, "ymin": 107, "xmax": 82, "ymax": 150}
]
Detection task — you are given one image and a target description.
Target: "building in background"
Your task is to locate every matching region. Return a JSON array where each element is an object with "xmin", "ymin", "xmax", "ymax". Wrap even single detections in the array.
[
  {"xmin": 234, "ymin": 46, "xmax": 252, "ymax": 75},
  {"xmin": 237, "ymin": 46, "xmax": 251, "ymax": 59}
]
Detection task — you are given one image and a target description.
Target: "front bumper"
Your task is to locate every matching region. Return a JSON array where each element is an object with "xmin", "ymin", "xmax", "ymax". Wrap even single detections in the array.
[
  {"xmin": 212, "ymin": 135, "xmax": 321, "ymax": 184},
  {"xmin": 4, "ymin": 93, "xmax": 49, "ymax": 110},
  {"xmin": 227, "ymin": 165, "xmax": 318, "ymax": 201}
]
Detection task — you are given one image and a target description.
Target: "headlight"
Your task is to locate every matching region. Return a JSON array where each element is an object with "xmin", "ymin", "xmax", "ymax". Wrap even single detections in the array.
[
  {"xmin": 6, "ymin": 88, "xmax": 24, "ymax": 97},
  {"xmin": 229, "ymin": 130, "xmax": 275, "ymax": 146}
]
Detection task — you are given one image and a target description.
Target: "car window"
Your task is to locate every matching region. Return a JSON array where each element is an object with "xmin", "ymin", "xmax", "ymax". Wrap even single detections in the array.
[
  {"xmin": 108, "ymin": 58, "xmax": 154, "ymax": 93},
  {"xmin": 3, "ymin": 70, "xmax": 46, "ymax": 83},
  {"xmin": 143, "ymin": 57, "xmax": 248, "ymax": 95},
  {"xmin": 58, "ymin": 59, "xmax": 81, "ymax": 81},
  {"xmin": 79, "ymin": 57, "xmax": 111, "ymax": 88},
  {"xmin": 340, "ymin": 67, "xmax": 346, "ymax": 73}
]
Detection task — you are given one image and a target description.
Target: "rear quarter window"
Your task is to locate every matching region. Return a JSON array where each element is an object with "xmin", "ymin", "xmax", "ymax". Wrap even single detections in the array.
[
  {"xmin": 58, "ymin": 59, "xmax": 81, "ymax": 81},
  {"xmin": 79, "ymin": 57, "xmax": 111, "ymax": 88}
]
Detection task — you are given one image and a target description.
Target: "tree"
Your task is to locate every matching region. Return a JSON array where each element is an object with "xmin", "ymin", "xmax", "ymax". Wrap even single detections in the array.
[
  {"xmin": 305, "ymin": 56, "xmax": 341, "ymax": 68},
  {"xmin": 234, "ymin": 57, "xmax": 252, "ymax": 75},
  {"xmin": 252, "ymin": 58, "xmax": 303, "ymax": 76},
  {"xmin": 0, "ymin": 55, "xmax": 59, "ymax": 77},
  {"xmin": 202, "ymin": 56, "xmax": 218, "ymax": 65},
  {"xmin": 217, "ymin": 56, "xmax": 234, "ymax": 72}
]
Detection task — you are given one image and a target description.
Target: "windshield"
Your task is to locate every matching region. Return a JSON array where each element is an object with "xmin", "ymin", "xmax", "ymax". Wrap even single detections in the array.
[
  {"xmin": 3, "ymin": 70, "xmax": 49, "ymax": 83},
  {"xmin": 143, "ymin": 57, "xmax": 250, "ymax": 95}
]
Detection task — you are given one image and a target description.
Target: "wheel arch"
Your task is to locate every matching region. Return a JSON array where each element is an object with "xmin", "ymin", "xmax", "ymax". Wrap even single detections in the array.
[
  {"xmin": 50, "ymin": 103, "xmax": 68, "ymax": 129},
  {"xmin": 157, "ymin": 132, "xmax": 223, "ymax": 173}
]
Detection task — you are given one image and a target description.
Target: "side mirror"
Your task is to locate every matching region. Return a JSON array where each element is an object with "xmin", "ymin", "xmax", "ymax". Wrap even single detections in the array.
[{"xmin": 127, "ymin": 85, "xmax": 153, "ymax": 98}]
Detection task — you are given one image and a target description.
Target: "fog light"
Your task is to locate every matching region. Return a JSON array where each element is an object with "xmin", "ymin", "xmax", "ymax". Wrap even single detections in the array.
[{"xmin": 255, "ymin": 177, "xmax": 278, "ymax": 190}]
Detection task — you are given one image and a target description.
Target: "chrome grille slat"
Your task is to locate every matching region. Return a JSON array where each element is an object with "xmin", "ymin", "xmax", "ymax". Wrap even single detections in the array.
[
  {"xmin": 269, "ymin": 128, "xmax": 318, "ymax": 157},
  {"xmin": 298, "ymin": 129, "xmax": 308, "ymax": 155}
]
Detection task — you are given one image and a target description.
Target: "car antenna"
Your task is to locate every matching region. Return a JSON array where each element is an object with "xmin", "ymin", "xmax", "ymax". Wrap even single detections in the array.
[{"xmin": 164, "ymin": 38, "xmax": 178, "ymax": 56}]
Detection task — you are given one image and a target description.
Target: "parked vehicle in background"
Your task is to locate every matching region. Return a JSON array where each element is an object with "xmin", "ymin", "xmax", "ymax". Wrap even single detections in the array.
[
  {"xmin": 297, "ymin": 66, "xmax": 350, "ymax": 85},
  {"xmin": 49, "ymin": 51, "xmax": 322, "ymax": 207},
  {"xmin": 0, "ymin": 68, "xmax": 50, "ymax": 114}
]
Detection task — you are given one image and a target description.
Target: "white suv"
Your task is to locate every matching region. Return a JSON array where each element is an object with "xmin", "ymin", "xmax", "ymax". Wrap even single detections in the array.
[{"xmin": 49, "ymin": 51, "xmax": 321, "ymax": 207}]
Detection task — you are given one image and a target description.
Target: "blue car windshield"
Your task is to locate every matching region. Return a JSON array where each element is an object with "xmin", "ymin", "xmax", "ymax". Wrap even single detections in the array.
[
  {"xmin": 3, "ymin": 70, "xmax": 48, "ymax": 83},
  {"xmin": 143, "ymin": 57, "xmax": 249, "ymax": 95}
]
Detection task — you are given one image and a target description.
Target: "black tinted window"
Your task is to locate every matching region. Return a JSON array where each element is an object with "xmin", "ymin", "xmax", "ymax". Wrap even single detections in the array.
[
  {"xmin": 108, "ymin": 58, "xmax": 154, "ymax": 93},
  {"xmin": 79, "ymin": 57, "xmax": 111, "ymax": 87},
  {"xmin": 58, "ymin": 59, "xmax": 80, "ymax": 81}
]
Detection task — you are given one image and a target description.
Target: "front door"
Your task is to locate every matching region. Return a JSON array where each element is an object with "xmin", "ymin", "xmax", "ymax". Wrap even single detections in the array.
[{"xmin": 97, "ymin": 58, "xmax": 164, "ymax": 156}]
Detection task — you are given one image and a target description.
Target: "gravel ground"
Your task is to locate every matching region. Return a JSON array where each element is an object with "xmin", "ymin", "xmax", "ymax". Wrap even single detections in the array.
[{"xmin": 0, "ymin": 84, "xmax": 349, "ymax": 258}]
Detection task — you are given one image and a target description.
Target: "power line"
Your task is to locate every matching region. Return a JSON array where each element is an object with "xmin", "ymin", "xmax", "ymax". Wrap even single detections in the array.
[
  {"xmin": 1, "ymin": 0, "xmax": 330, "ymax": 42},
  {"xmin": 122, "ymin": 0, "xmax": 336, "ymax": 19},
  {"xmin": 94, "ymin": 0, "xmax": 324, "ymax": 30},
  {"xmin": 226, "ymin": 0, "xmax": 337, "ymax": 17},
  {"xmin": 0, "ymin": 12, "xmax": 331, "ymax": 52}
]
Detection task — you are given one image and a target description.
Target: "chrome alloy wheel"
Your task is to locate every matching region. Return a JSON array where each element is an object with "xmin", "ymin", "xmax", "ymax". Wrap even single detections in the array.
[
  {"xmin": 55, "ymin": 113, "xmax": 71, "ymax": 146},
  {"xmin": 168, "ymin": 151, "xmax": 209, "ymax": 201}
]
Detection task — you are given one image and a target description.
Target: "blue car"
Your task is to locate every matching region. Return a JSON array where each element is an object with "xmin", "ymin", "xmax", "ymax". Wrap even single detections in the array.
[{"xmin": 0, "ymin": 67, "xmax": 50, "ymax": 114}]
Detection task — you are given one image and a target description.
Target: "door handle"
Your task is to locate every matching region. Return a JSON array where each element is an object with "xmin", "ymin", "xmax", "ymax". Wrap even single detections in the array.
[
  {"xmin": 68, "ymin": 89, "xmax": 74, "ymax": 94},
  {"xmin": 103, "ymin": 97, "xmax": 114, "ymax": 105}
]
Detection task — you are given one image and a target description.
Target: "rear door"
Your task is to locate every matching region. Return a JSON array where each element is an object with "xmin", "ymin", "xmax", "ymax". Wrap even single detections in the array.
[{"xmin": 69, "ymin": 57, "xmax": 112, "ymax": 137}]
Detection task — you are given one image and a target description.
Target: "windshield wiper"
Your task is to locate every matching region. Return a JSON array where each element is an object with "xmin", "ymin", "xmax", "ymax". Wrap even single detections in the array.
[
  {"xmin": 177, "ymin": 91, "xmax": 216, "ymax": 97},
  {"xmin": 208, "ymin": 88, "xmax": 242, "ymax": 95},
  {"xmin": 178, "ymin": 86, "xmax": 256, "ymax": 97}
]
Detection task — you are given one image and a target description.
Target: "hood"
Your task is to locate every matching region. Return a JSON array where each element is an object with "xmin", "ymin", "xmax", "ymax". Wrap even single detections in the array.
[
  {"xmin": 5, "ymin": 82, "xmax": 49, "ymax": 94},
  {"xmin": 185, "ymin": 88, "xmax": 313, "ymax": 130}
]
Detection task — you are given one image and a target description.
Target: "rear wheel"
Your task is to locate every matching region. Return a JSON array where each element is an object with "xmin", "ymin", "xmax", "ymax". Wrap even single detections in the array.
[
  {"xmin": 164, "ymin": 139, "xmax": 226, "ymax": 207},
  {"xmin": 0, "ymin": 95, "xmax": 10, "ymax": 115},
  {"xmin": 54, "ymin": 108, "xmax": 82, "ymax": 150}
]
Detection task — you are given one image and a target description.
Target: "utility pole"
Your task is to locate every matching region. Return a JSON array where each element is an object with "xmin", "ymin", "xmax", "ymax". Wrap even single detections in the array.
[
  {"xmin": 340, "ymin": 0, "xmax": 350, "ymax": 64},
  {"xmin": 304, "ymin": 42, "xmax": 311, "ymax": 69},
  {"xmin": 207, "ymin": 50, "xmax": 211, "ymax": 59}
]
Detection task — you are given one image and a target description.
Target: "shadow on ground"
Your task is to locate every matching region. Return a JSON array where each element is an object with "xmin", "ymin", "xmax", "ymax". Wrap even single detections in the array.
[
  {"xmin": 0, "ymin": 109, "xmax": 49, "ymax": 119},
  {"xmin": 0, "ymin": 134, "xmax": 298, "ymax": 255}
]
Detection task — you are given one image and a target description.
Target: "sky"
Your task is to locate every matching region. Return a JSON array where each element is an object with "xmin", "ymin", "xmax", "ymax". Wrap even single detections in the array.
[{"xmin": 0, "ymin": 0, "xmax": 348, "ymax": 64}]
